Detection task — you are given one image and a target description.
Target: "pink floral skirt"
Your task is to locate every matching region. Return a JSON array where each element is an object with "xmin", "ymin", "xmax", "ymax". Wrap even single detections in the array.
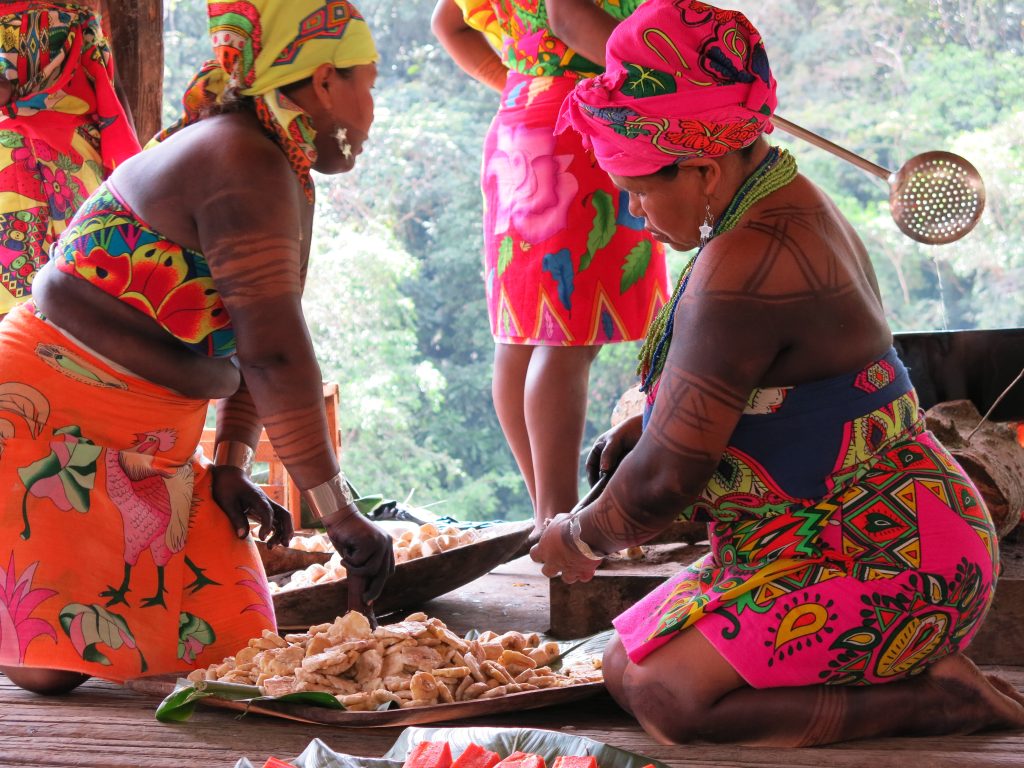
[{"xmin": 481, "ymin": 72, "xmax": 668, "ymax": 346}]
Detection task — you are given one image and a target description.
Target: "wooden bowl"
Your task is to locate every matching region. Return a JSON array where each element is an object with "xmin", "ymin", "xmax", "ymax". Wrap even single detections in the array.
[
  {"xmin": 271, "ymin": 520, "xmax": 533, "ymax": 629},
  {"xmin": 258, "ymin": 542, "xmax": 331, "ymax": 577}
]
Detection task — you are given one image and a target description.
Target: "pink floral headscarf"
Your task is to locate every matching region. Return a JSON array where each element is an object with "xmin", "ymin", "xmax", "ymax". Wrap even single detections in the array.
[{"xmin": 556, "ymin": 0, "xmax": 777, "ymax": 177}]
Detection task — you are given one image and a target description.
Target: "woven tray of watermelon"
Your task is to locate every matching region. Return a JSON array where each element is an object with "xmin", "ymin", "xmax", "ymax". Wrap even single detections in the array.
[
  {"xmin": 233, "ymin": 726, "xmax": 669, "ymax": 768},
  {"xmin": 148, "ymin": 614, "xmax": 609, "ymax": 728}
]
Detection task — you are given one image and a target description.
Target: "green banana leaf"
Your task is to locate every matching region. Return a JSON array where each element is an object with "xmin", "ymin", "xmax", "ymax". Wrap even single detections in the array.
[
  {"xmin": 353, "ymin": 495, "xmax": 387, "ymax": 516},
  {"xmin": 302, "ymin": 494, "xmax": 386, "ymax": 530},
  {"xmin": 547, "ymin": 629, "xmax": 613, "ymax": 671},
  {"xmin": 232, "ymin": 726, "xmax": 667, "ymax": 768},
  {"xmin": 155, "ymin": 678, "xmax": 343, "ymax": 723}
]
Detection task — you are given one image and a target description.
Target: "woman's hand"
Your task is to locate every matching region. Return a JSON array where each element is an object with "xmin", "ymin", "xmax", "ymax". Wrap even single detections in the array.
[
  {"xmin": 322, "ymin": 507, "xmax": 396, "ymax": 603},
  {"xmin": 586, "ymin": 413, "xmax": 643, "ymax": 486},
  {"xmin": 529, "ymin": 512, "xmax": 601, "ymax": 584},
  {"xmin": 211, "ymin": 465, "xmax": 293, "ymax": 548}
]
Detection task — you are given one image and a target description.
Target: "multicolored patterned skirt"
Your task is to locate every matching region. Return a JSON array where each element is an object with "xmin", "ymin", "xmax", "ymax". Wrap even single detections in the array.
[
  {"xmin": 615, "ymin": 350, "xmax": 998, "ymax": 687},
  {"xmin": 0, "ymin": 304, "xmax": 274, "ymax": 681},
  {"xmin": 482, "ymin": 72, "xmax": 668, "ymax": 345}
]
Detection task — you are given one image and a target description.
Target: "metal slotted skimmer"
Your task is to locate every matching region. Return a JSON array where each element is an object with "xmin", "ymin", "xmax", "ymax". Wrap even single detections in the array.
[{"xmin": 772, "ymin": 115, "xmax": 986, "ymax": 245}]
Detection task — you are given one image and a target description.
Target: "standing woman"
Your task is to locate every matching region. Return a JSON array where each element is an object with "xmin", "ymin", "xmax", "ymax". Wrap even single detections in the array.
[
  {"xmin": 0, "ymin": 1, "xmax": 141, "ymax": 320},
  {"xmin": 0, "ymin": 0, "xmax": 392, "ymax": 695},
  {"xmin": 432, "ymin": 0, "xmax": 669, "ymax": 532}
]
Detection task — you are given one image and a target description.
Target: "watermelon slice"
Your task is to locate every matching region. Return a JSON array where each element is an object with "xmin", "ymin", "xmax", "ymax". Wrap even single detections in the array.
[
  {"xmin": 494, "ymin": 752, "xmax": 546, "ymax": 768},
  {"xmin": 451, "ymin": 742, "xmax": 502, "ymax": 768},
  {"xmin": 404, "ymin": 742, "xmax": 453, "ymax": 768},
  {"xmin": 552, "ymin": 757, "xmax": 598, "ymax": 768},
  {"xmin": 261, "ymin": 759, "xmax": 295, "ymax": 768}
]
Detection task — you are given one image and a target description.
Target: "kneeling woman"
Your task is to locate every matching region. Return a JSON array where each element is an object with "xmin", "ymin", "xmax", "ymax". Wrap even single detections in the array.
[
  {"xmin": 532, "ymin": 0, "xmax": 1024, "ymax": 746},
  {"xmin": 0, "ymin": 0, "xmax": 393, "ymax": 694}
]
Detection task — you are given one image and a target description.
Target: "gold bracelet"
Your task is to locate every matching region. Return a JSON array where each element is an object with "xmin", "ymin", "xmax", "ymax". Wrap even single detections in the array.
[
  {"xmin": 302, "ymin": 472, "xmax": 357, "ymax": 520},
  {"xmin": 213, "ymin": 440, "xmax": 254, "ymax": 474}
]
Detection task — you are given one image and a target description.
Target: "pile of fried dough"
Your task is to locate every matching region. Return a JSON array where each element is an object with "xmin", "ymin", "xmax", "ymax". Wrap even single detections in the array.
[
  {"xmin": 271, "ymin": 523, "xmax": 482, "ymax": 594},
  {"xmin": 187, "ymin": 611, "xmax": 602, "ymax": 711},
  {"xmin": 291, "ymin": 522, "xmax": 481, "ymax": 563}
]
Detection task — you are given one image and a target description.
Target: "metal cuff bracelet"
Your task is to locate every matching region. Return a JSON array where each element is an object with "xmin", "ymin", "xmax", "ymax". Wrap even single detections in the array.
[
  {"xmin": 303, "ymin": 472, "xmax": 357, "ymax": 520},
  {"xmin": 213, "ymin": 440, "xmax": 255, "ymax": 474}
]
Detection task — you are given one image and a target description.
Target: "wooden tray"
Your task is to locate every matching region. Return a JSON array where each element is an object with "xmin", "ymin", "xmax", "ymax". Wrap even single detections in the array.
[
  {"xmin": 132, "ymin": 676, "xmax": 603, "ymax": 728},
  {"xmin": 272, "ymin": 520, "xmax": 533, "ymax": 629},
  {"xmin": 258, "ymin": 542, "xmax": 331, "ymax": 577}
]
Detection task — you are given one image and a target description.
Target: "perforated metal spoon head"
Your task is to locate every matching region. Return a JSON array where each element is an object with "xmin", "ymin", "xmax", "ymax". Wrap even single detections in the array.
[{"xmin": 889, "ymin": 151, "xmax": 986, "ymax": 245}]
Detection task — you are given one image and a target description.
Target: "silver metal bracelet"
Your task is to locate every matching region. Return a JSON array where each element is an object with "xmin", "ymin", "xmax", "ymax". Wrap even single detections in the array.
[
  {"xmin": 302, "ymin": 472, "xmax": 357, "ymax": 520},
  {"xmin": 213, "ymin": 440, "xmax": 255, "ymax": 474},
  {"xmin": 568, "ymin": 513, "xmax": 606, "ymax": 561}
]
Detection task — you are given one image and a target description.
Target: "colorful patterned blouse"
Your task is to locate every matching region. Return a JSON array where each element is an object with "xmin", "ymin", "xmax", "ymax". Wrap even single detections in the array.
[
  {"xmin": 54, "ymin": 183, "xmax": 236, "ymax": 357},
  {"xmin": 458, "ymin": 0, "xmax": 648, "ymax": 77}
]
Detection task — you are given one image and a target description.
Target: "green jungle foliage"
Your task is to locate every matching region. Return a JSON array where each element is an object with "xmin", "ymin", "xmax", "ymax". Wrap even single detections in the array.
[{"xmin": 163, "ymin": 0, "xmax": 1024, "ymax": 521}]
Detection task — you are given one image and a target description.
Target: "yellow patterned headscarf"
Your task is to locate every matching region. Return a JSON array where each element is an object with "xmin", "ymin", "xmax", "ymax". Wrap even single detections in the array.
[{"xmin": 159, "ymin": 0, "xmax": 378, "ymax": 200}]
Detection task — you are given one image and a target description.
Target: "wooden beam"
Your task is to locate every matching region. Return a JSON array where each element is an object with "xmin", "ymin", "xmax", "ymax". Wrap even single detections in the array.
[{"xmin": 106, "ymin": 0, "xmax": 164, "ymax": 143}]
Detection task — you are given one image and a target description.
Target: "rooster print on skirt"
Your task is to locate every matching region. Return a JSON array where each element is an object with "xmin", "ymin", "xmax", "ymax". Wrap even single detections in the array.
[{"xmin": 101, "ymin": 429, "xmax": 194, "ymax": 609}]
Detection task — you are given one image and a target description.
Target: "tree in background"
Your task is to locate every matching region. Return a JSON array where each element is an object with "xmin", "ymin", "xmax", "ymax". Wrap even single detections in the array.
[{"xmin": 162, "ymin": 0, "xmax": 1023, "ymax": 521}]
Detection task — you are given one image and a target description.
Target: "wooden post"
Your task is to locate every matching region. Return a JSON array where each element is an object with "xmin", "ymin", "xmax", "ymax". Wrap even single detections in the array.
[{"xmin": 106, "ymin": 0, "xmax": 164, "ymax": 143}]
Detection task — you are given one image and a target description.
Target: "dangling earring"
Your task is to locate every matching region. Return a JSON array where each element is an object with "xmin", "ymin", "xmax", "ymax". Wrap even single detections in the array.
[
  {"xmin": 698, "ymin": 200, "xmax": 714, "ymax": 247},
  {"xmin": 333, "ymin": 126, "xmax": 353, "ymax": 160},
  {"xmin": 696, "ymin": 199, "xmax": 712, "ymax": 247}
]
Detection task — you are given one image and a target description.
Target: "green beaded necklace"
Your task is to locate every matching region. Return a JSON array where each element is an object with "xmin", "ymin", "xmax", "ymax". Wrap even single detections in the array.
[{"xmin": 637, "ymin": 146, "xmax": 798, "ymax": 393}]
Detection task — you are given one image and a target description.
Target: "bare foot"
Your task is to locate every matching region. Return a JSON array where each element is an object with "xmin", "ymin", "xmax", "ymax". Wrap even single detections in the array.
[
  {"xmin": 1, "ymin": 666, "xmax": 89, "ymax": 695},
  {"xmin": 925, "ymin": 653, "xmax": 1024, "ymax": 734},
  {"xmin": 986, "ymin": 674, "xmax": 1024, "ymax": 708}
]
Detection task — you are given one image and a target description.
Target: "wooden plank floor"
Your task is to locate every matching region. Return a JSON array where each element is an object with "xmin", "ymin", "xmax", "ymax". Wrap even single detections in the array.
[{"xmin": 3, "ymin": 557, "xmax": 1024, "ymax": 768}]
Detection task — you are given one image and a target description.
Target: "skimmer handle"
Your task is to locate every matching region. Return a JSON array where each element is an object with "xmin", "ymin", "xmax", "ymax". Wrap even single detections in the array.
[{"xmin": 772, "ymin": 115, "xmax": 893, "ymax": 182}]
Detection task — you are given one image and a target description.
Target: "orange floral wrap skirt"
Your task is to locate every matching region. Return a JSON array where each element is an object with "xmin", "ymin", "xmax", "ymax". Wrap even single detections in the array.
[{"xmin": 0, "ymin": 303, "xmax": 274, "ymax": 681}]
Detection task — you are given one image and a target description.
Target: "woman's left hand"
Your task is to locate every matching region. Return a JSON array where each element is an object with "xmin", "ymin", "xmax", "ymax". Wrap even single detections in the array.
[
  {"xmin": 211, "ymin": 465, "xmax": 294, "ymax": 549},
  {"xmin": 529, "ymin": 513, "xmax": 602, "ymax": 584}
]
